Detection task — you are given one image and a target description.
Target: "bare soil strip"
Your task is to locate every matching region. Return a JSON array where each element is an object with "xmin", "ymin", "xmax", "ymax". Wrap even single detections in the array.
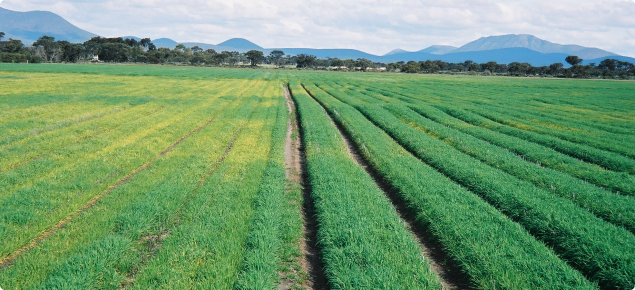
[
  {"xmin": 283, "ymin": 85, "xmax": 328, "ymax": 290},
  {"xmin": 0, "ymin": 100, "xmax": 236, "ymax": 269},
  {"xmin": 302, "ymin": 85, "xmax": 471, "ymax": 290}
]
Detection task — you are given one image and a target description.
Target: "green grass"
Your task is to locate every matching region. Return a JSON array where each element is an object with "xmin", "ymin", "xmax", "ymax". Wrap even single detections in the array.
[
  {"xmin": 301, "ymin": 82, "xmax": 596, "ymax": 290},
  {"xmin": 2, "ymin": 64, "xmax": 635, "ymax": 289},
  {"xmin": 290, "ymin": 81, "xmax": 441, "ymax": 289}
]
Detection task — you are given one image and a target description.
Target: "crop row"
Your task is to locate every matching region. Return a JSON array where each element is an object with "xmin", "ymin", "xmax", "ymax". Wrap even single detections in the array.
[
  {"xmin": 235, "ymin": 84, "xmax": 305, "ymax": 289},
  {"xmin": 301, "ymin": 82, "xmax": 595, "ymax": 290},
  {"xmin": 313, "ymin": 82, "xmax": 635, "ymax": 289},
  {"xmin": 454, "ymin": 102, "xmax": 635, "ymax": 160},
  {"xmin": 289, "ymin": 81, "xmax": 441, "ymax": 289},
  {"xmin": 322, "ymin": 81, "xmax": 635, "ymax": 233},
  {"xmin": 355, "ymin": 84, "xmax": 635, "ymax": 195},
  {"xmin": 0, "ymin": 81, "xmax": 257, "ymax": 259},
  {"xmin": 0, "ymin": 83, "xmax": 268, "ymax": 288},
  {"xmin": 353, "ymin": 81, "xmax": 635, "ymax": 175}
]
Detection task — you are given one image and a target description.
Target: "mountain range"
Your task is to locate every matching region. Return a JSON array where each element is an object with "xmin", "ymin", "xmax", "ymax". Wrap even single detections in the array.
[{"xmin": 1, "ymin": 6, "xmax": 633, "ymax": 66}]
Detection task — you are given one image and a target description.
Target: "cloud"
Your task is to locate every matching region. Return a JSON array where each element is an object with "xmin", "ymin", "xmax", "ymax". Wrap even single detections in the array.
[{"xmin": 1, "ymin": 0, "xmax": 634, "ymax": 56}]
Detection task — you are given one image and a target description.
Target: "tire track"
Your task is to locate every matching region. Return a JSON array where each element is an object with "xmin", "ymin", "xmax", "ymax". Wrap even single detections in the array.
[{"xmin": 283, "ymin": 84, "xmax": 326, "ymax": 290}]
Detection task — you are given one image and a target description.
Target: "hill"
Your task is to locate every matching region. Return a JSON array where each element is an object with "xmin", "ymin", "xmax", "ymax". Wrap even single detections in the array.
[
  {"xmin": 2, "ymin": 7, "xmax": 631, "ymax": 66},
  {"xmin": 0, "ymin": 7, "xmax": 96, "ymax": 44},
  {"xmin": 453, "ymin": 34, "xmax": 616, "ymax": 59},
  {"xmin": 216, "ymin": 38, "xmax": 262, "ymax": 50}
]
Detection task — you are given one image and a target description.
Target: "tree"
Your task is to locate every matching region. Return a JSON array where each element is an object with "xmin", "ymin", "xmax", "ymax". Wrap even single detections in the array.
[
  {"xmin": 598, "ymin": 59, "xmax": 617, "ymax": 71},
  {"xmin": 58, "ymin": 41, "xmax": 83, "ymax": 62},
  {"xmin": 483, "ymin": 61, "xmax": 499, "ymax": 73},
  {"xmin": 401, "ymin": 61, "xmax": 421, "ymax": 73},
  {"xmin": 565, "ymin": 55, "xmax": 583, "ymax": 66},
  {"xmin": 191, "ymin": 46, "xmax": 203, "ymax": 54},
  {"xmin": 140, "ymin": 38, "xmax": 152, "ymax": 50},
  {"xmin": 549, "ymin": 63, "xmax": 563, "ymax": 76},
  {"xmin": 468, "ymin": 63, "xmax": 481, "ymax": 72},
  {"xmin": 331, "ymin": 58, "xmax": 344, "ymax": 67},
  {"xmin": 270, "ymin": 50, "xmax": 284, "ymax": 65},
  {"xmin": 296, "ymin": 54, "xmax": 317, "ymax": 68},
  {"xmin": 1, "ymin": 39, "xmax": 24, "ymax": 53},
  {"xmin": 175, "ymin": 44, "xmax": 186, "ymax": 52},
  {"xmin": 356, "ymin": 58, "xmax": 373, "ymax": 71},
  {"xmin": 0, "ymin": 31, "xmax": 4, "ymax": 41},
  {"xmin": 245, "ymin": 50, "xmax": 264, "ymax": 66},
  {"xmin": 99, "ymin": 43, "xmax": 132, "ymax": 62},
  {"xmin": 33, "ymin": 36, "xmax": 59, "ymax": 62}
]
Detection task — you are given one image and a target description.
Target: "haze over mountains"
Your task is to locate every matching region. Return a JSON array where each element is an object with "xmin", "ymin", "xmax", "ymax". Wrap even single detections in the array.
[
  {"xmin": 1, "ymin": 6, "xmax": 633, "ymax": 66},
  {"xmin": 0, "ymin": 7, "xmax": 95, "ymax": 44}
]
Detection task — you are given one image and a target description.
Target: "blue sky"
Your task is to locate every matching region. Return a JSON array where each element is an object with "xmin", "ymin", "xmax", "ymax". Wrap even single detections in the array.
[{"xmin": 2, "ymin": 0, "xmax": 634, "ymax": 56}]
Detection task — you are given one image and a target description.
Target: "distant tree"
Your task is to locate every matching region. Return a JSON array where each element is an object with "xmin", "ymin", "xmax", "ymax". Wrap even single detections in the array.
[
  {"xmin": 0, "ymin": 31, "xmax": 4, "ymax": 41},
  {"xmin": 386, "ymin": 63, "xmax": 399, "ymax": 72},
  {"xmin": 565, "ymin": 55, "xmax": 583, "ymax": 66},
  {"xmin": 1, "ymin": 39, "xmax": 24, "ymax": 53},
  {"xmin": 401, "ymin": 61, "xmax": 421, "ymax": 73},
  {"xmin": 270, "ymin": 50, "xmax": 284, "ymax": 65},
  {"xmin": 356, "ymin": 58, "xmax": 373, "ymax": 71},
  {"xmin": 549, "ymin": 63, "xmax": 564, "ymax": 75},
  {"xmin": 508, "ymin": 62, "xmax": 532, "ymax": 75},
  {"xmin": 58, "ymin": 41, "xmax": 83, "ymax": 62},
  {"xmin": 99, "ymin": 43, "xmax": 132, "ymax": 62},
  {"xmin": 598, "ymin": 59, "xmax": 617, "ymax": 71},
  {"xmin": 33, "ymin": 36, "xmax": 60, "ymax": 62},
  {"xmin": 191, "ymin": 46, "xmax": 203, "ymax": 54},
  {"xmin": 482, "ymin": 61, "xmax": 499, "ymax": 73},
  {"xmin": 343, "ymin": 59, "xmax": 356, "ymax": 70},
  {"xmin": 296, "ymin": 54, "xmax": 317, "ymax": 68},
  {"xmin": 245, "ymin": 50, "xmax": 264, "ymax": 66},
  {"xmin": 331, "ymin": 58, "xmax": 344, "ymax": 67},
  {"xmin": 124, "ymin": 38, "xmax": 139, "ymax": 48},
  {"xmin": 468, "ymin": 62, "xmax": 481, "ymax": 72},
  {"xmin": 215, "ymin": 51, "xmax": 230, "ymax": 64},
  {"xmin": 419, "ymin": 61, "xmax": 430, "ymax": 72},
  {"xmin": 175, "ymin": 44, "xmax": 186, "ymax": 52},
  {"xmin": 139, "ymin": 38, "xmax": 151, "ymax": 50}
]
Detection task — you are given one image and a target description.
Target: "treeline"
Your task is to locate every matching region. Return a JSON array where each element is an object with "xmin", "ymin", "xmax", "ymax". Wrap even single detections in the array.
[
  {"xmin": 1, "ymin": 32, "xmax": 634, "ymax": 79},
  {"xmin": 0, "ymin": 34, "xmax": 288, "ymax": 66},
  {"xmin": 387, "ymin": 57, "xmax": 635, "ymax": 79}
]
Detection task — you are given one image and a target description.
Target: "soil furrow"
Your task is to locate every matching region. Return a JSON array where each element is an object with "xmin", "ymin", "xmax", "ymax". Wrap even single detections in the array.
[
  {"xmin": 302, "ymin": 84, "xmax": 471, "ymax": 290},
  {"xmin": 285, "ymin": 84, "xmax": 328, "ymax": 290}
]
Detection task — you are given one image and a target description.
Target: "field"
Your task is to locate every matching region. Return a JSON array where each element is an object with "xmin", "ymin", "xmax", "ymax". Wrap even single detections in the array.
[{"xmin": 0, "ymin": 64, "xmax": 634, "ymax": 290}]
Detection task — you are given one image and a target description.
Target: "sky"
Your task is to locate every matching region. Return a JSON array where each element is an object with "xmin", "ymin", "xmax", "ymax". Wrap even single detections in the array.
[{"xmin": 1, "ymin": 0, "xmax": 635, "ymax": 56}]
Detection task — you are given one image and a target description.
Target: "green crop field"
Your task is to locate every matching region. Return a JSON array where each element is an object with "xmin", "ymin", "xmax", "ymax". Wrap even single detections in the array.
[{"xmin": 1, "ymin": 63, "xmax": 634, "ymax": 290}]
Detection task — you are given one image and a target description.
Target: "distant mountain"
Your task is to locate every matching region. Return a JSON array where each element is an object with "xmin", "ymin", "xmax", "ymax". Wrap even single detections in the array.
[
  {"xmin": 0, "ymin": 7, "xmax": 96, "ymax": 44},
  {"xmin": 418, "ymin": 45, "xmax": 457, "ymax": 55},
  {"xmin": 3, "ymin": 7, "xmax": 632, "ymax": 67},
  {"xmin": 217, "ymin": 38, "xmax": 262, "ymax": 50},
  {"xmin": 439, "ymin": 48, "xmax": 569, "ymax": 67},
  {"xmin": 453, "ymin": 34, "xmax": 616, "ymax": 60},
  {"xmin": 153, "ymin": 38, "xmax": 178, "ymax": 49},
  {"xmin": 385, "ymin": 49, "xmax": 410, "ymax": 56}
]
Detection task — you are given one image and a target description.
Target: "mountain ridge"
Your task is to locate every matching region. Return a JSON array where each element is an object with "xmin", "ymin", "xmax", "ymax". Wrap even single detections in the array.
[
  {"xmin": 0, "ymin": 7, "xmax": 95, "ymax": 44},
  {"xmin": 453, "ymin": 34, "xmax": 616, "ymax": 59},
  {"xmin": 2, "ymin": 7, "xmax": 633, "ymax": 66}
]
